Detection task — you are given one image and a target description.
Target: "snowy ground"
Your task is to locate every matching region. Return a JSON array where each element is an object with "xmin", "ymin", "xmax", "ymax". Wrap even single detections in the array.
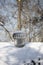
[{"xmin": 0, "ymin": 43, "xmax": 43, "ymax": 65}]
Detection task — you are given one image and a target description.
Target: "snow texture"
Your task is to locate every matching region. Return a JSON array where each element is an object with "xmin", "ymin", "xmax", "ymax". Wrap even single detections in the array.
[{"xmin": 0, "ymin": 43, "xmax": 43, "ymax": 65}]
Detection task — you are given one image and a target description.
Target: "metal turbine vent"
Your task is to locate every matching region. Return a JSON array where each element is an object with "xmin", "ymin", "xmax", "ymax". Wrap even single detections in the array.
[{"xmin": 13, "ymin": 31, "xmax": 26, "ymax": 47}]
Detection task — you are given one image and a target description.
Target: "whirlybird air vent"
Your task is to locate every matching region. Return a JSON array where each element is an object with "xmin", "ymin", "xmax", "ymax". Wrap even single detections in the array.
[{"xmin": 13, "ymin": 31, "xmax": 26, "ymax": 48}]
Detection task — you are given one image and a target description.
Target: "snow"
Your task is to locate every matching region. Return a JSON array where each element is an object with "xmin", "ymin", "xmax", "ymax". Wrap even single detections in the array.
[{"xmin": 0, "ymin": 43, "xmax": 43, "ymax": 65}]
